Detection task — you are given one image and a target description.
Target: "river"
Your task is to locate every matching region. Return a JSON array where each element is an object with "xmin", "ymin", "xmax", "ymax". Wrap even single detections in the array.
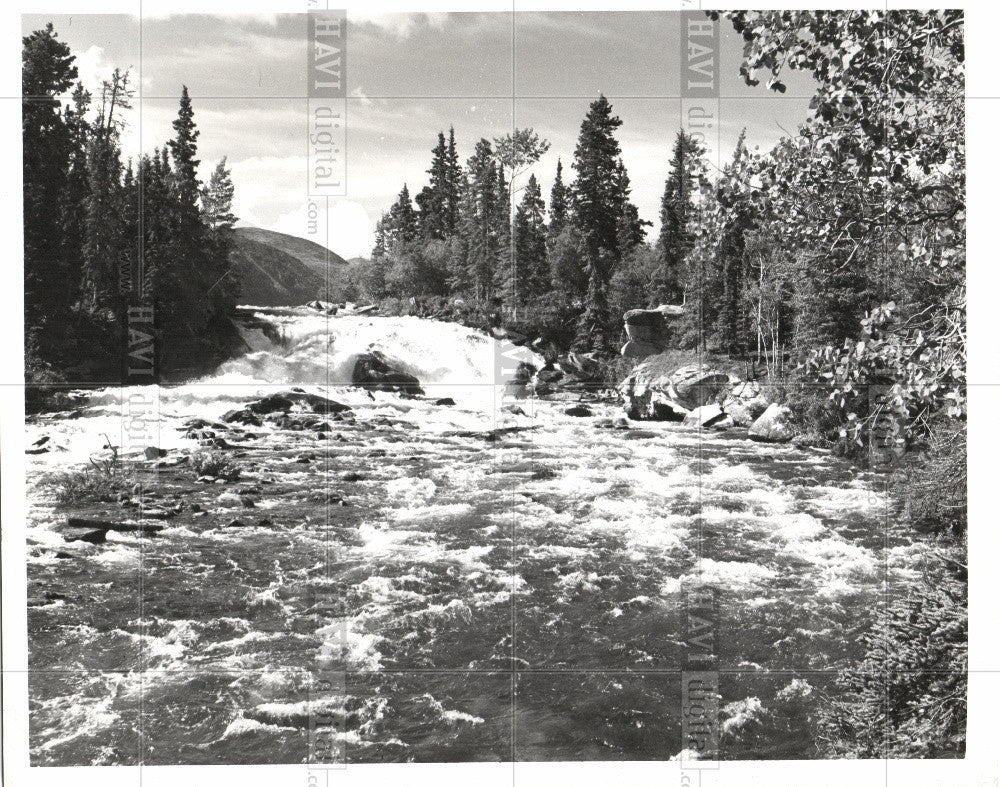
[{"xmin": 25, "ymin": 306, "xmax": 929, "ymax": 763}]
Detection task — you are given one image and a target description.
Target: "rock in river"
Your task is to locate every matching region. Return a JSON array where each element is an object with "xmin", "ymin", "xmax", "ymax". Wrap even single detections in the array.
[
  {"xmin": 748, "ymin": 403, "xmax": 796, "ymax": 443},
  {"xmin": 683, "ymin": 403, "xmax": 730, "ymax": 429},
  {"xmin": 352, "ymin": 351, "xmax": 424, "ymax": 395}
]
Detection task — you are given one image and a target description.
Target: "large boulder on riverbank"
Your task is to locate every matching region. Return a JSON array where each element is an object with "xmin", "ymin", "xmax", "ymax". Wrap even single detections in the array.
[
  {"xmin": 620, "ymin": 354, "xmax": 743, "ymax": 422},
  {"xmin": 352, "ymin": 351, "xmax": 424, "ymax": 395},
  {"xmin": 722, "ymin": 382, "xmax": 770, "ymax": 427},
  {"xmin": 670, "ymin": 365, "xmax": 732, "ymax": 409},
  {"xmin": 621, "ymin": 305, "xmax": 684, "ymax": 360},
  {"xmin": 748, "ymin": 403, "xmax": 796, "ymax": 443}
]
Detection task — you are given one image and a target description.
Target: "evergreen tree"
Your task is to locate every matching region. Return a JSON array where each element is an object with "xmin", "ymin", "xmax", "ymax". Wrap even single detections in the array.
[
  {"xmin": 201, "ymin": 157, "xmax": 237, "ymax": 230},
  {"xmin": 81, "ymin": 69, "xmax": 133, "ymax": 313},
  {"xmin": 569, "ymin": 95, "xmax": 638, "ymax": 351},
  {"xmin": 547, "ymin": 158, "xmax": 569, "ymax": 241},
  {"xmin": 654, "ymin": 130, "xmax": 705, "ymax": 305},
  {"xmin": 22, "ymin": 23, "xmax": 78, "ymax": 341},
  {"xmin": 492, "ymin": 167, "xmax": 512, "ymax": 304},
  {"xmin": 445, "ymin": 127, "xmax": 462, "ymax": 236},
  {"xmin": 510, "ymin": 174, "xmax": 548, "ymax": 303},
  {"xmin": 415, "ymin": 132, "xmax": 449, "ymax": 240},
  {"xmin": 386, "ymin": 184, "xmax": 419, "ymax": 246},
  {"xmin": 714, "ymin": 131, "xmax": 755, "ymax": 352},
  {"xmin": 461, "ymin": 139, "xmax": 501, "ymax": 303}
]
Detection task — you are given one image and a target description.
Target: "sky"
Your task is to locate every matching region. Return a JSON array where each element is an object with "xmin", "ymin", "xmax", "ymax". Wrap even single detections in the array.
[{"xmin": 23, "ymin": 12, "xmax": 817, "ymax": 258}]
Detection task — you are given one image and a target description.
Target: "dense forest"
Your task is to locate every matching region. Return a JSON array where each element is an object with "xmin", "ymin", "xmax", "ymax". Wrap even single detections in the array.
[
  {"xmin": 23, "ymin": 23, "xmax": 240, "ymax": 385},
  {"xmin": 361, "ymin": 11, "xmax": 965, "ymax": 455}
]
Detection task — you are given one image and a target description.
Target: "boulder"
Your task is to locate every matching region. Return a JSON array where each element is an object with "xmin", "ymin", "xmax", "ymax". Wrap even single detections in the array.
[
  {"xmin": 621, "ymin": 339, "xmax": 663, "ymax": 359},
  {"xmin": 646, "ymin": 392, "xmax": 689, "ymax": 422},
  {"xmin": 536, "ymin": 366, "xmax": 564, "ymax": 384},
  {"xmin": 221, "ymin": 408, "xmax": 263, "ymax": 427},
  {"xmin": 670, "ymin": 365, "xmax": 732, "ymax": 409},
  {"xmin": 351, "ymin": 351, "xmax": 424, "ymax": 395},
  {"xmin": 722, "ymin": 382, "xmax": 769, "ymax": 427},
  {"xmin": 565, "ymin": 404, "xmax": 593, "ymax": 417},
  {"xmin": 683, "ymin": 404, "xmax": 728, "ymax": 428},
  {"xmin": 619, "ymin": 355, "xmax": 724, "ymax": 421},
  {"xmin": 620, "ymin": 305, "xmax": 685, "ymax": 359},
  {"xmin": 594, "ymin": 417, "xmax": 630, "ymax": 430},
  {"xmin": 748, "ymin": 403, "xmax": 796, "ymax": 443}
]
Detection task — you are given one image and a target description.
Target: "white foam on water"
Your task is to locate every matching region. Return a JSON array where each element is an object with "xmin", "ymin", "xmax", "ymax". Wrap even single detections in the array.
[
  {"xmin": 421, "ymin": 694, "xmax": 485, "ymax": 725},
  {"xmin": 316, "ymin": 619, "xmax": 384, "ymax": 671},
  {"xmin": 390, "ymin": 502, "xmax": 475, "ymax": 524},
  {"xmin": 33, "ymin": 673, "xmax": 125, "ymax": 752},
  {"xmin": 677, "ymin": 558, "xmax": 778, "ymax": 591},
  {"xmin": 219, "ymin": 716, "xmax": 296, "ymax": 739},
  {"xmin": 721, "ymin": 696, "xmax": 765, "ymax": 736}
]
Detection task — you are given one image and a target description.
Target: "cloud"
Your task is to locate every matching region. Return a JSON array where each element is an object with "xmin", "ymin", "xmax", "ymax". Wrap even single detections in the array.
[
  {"xmin": 348, "ymin": 11, "xmax": 450, "ymax": 38},
  {"xmin": 72, "ymin": 45, "xmax": 116, "ymax": 93},
  {"xmin": 349, "ymin": 86, "xmax": 372, "ymax": 106}
]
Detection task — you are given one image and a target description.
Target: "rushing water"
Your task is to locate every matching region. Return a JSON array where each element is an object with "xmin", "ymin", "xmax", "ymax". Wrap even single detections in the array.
[{"xmin": 25, "ymin": 306, "xmax": 930, "ymax": 764}]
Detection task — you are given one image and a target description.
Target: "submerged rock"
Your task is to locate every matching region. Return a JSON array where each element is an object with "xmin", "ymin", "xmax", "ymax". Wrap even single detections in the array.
[
  {"xmin": 222, "ymin": 408, "xmax": 263, "ymax": 427},
  {"xmin": 352, "ymin": 351, "xmax": 424, "ymax": 395},
  {"xmin": 565, "ymin": 404, "xmax": 593, "ymax": 417},
  {"xmin": 66, "ymin": 529, "xmax": 107, "ymax": 544},
  {"xmin": 748, "ymin": 403, "xmax": 796, "ymax": 443},
  {"xmin": 249, "ymin": 390, "xmax": 351, "ymax": 415}
]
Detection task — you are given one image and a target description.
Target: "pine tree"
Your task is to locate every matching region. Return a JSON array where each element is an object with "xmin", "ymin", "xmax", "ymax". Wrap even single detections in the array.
[
  {"xmin": 568, "ymin": 95, "xmax": 638, "ymax": 351},
  {"xmin": 511, "ymin": 174, "xmax": 548, "ymax": 303},
  {"xmin": 167, "ymin": 85, "xmax": 201, "ymax": 224},
  {"xmin": 655, "ymin": 130, "xmax": 705, "ymax": 305},
  {"xmin": 492, "ymin": 167, "xmax": 512, "ymax": 305},
  {"xmin": 22, "ymin": 23, "xmax": 78, "ymax": 344},
  {"xmin": 714, "ymin": 131, "xmax": 754, "ymax": 353},
  {"xmin": 460, "ymin": 139, "xmax": 501, "ymax": 304},
  {"xmin": 445, "ymin": 127, "xmax": 462, "ymax": 236},
  {"xmin": 415, "ymin": 132, "xmax": 449, "ymax": 240},
  {"xmin": 81, "ymin": 69, "xmax": 133, "ymax": 313},
  {"xmin": 201, "ymin": 157, "xmax": 237, "ymax": 230},
  {"xmin": 387, "ymin": 184, "xmax": 419, "ymax": 246},
  {"xmin": 201, "ymin": 157, "xmax": 239, "ymax": 317},
  {"xmin": 547, "ymin": 158, "xmax": 569, "ymax": 241}
]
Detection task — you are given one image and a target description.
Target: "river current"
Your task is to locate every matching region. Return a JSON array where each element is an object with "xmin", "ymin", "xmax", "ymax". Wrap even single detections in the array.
[{"xmin": 25, "ymin": 306, "xmax": 928, "ymax": 763}]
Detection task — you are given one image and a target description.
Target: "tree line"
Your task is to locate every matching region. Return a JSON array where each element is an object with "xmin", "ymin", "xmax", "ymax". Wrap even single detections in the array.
[
  {"xmin": 24, "ymin": 23, "xmax": 239, "ymax": 384},
  {"xmin": 361, "ymin": 10, "xmax": 965, "ymax": 453}
]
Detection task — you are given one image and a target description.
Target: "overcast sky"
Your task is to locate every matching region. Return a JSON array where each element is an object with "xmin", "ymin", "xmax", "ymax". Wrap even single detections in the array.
[{"xmin": 23, "ymin": 12, "xmax": 816, "ymax": 258}]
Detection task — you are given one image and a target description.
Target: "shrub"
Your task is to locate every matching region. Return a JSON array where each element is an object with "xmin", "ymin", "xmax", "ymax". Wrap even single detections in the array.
[
  {"xmin": 54, "ymin": 442, "xmax": 131, "ymax": 504},
  {"xmin": 190, "ymin": 451, "xmax": 242, "ymax": 481},
  {"xmin": 819, "ymin": 554, "xmax": 967, "ymax": 758},
  {"xmin": 896, "ymin": 419, "xmax": 967, "ymax": 538}
]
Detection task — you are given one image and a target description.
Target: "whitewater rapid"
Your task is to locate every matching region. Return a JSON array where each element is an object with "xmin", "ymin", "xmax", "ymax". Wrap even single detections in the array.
[
  {"xmin": 25, "ymin": 306, "xmax": 540, "ymax": 472},
  {"xmin": 24, "ymin": 306, "xmax": 931, "ymax": 764}
]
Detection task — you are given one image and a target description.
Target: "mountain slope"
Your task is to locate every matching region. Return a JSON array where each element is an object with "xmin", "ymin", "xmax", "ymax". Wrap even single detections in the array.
[{"xmin": 230, "ymin": 227, "xmax": 353, "ymax": 306}]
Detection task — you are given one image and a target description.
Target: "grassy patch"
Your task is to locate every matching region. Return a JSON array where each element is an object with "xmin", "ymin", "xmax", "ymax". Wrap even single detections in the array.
[
  {"xmin": 190, "ymin": 450, "xmax": 242, "ymax": 481},
  {"xmin": 54, "ymin": 442, "xmax": 132, "ymax": 504}
]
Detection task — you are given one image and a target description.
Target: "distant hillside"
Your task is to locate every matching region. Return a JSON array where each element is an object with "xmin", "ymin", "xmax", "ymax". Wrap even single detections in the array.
[{"xmin": 230, "ymin": 227, "xmax": 353, "ymax": 306}]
